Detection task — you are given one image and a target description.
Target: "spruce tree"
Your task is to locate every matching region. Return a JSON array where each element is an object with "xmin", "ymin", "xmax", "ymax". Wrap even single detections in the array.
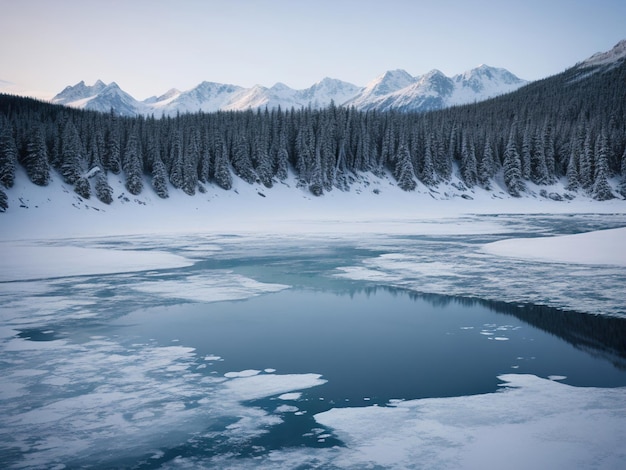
[
  {"xmin": 394, "ymin": 143, "xmax": 416, "ymax": 191},
  {"xmin": 123, "ymin": 130, "xmax": 143, "ymax": 195},
  {"xmin": 0, "ymin": 186, "xmax": 7, "ymax": 212},
  {"xmin": 151, "ymin": 157, "xmax": 169, "ymax": 198},
  {"xmin": 22, "ymin": 126, "xmax": 50, "ymax": 186},
  {"xmin": 213, "ymin": 140, "xmax": 232, "ymax": 190},
  {"xmin": 74, "ymin": 176, "xmax": 91, "ymax": 199},
  {"xmin": 478, "ymin": 138, "xmax": 494, "ymax": 188},
  {"xmin": 503, "ymin": 131, "xmax": 524, "ymax": 197},
  {"xmin": 592, "ymin": 132, "xmax": 614, "ymax": 200},
  {"xmin": 95, "ymin": 172, "xmax": 113, "ymax": 204},
  {"xmin": 60, "ymin": 120, "xmax": 83, "ymax": 184},
  {"xmin": 0, "ymin": 122, "xmax": 17, "ymax": 188}
]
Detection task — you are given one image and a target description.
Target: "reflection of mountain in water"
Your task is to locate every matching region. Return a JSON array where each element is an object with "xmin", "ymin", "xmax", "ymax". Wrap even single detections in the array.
[{"xmin": 341, "ymin": 285, "xmax": 626, "ymax": 370}]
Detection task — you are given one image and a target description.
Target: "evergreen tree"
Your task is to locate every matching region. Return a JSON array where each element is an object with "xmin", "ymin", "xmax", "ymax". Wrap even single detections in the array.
[
  {"xmin": 104, "ymin": 126, "xmax": 121, "ymax": 174},
  {"xmin": 213, "ymin": 140, "xmax": 232, "ymax": 190},
  {"xmin": 309, "ymin": 147, "xmax": 324, "ymax": 196},
  {"xmin": 0, "ymin": 122, "xmax": 17, "ymax": 188},
  {"xmin": 618, "ymin": 147, "xmax": 626, "ymax": 198},
  {"xmin": 169, "ymin": 129, "xmax": 184, "ymax": 189},
  {"xmin": 22, "ymin": 126, "xmax": 50, "ymax": 186},
  {"xmin": 503, "ymin": 131, "xmax": 524, "ymax": 197},
  {"xmin": 531, "ymin": 132, "xmax": 550, "ymax": 185},
  {"xmin": 592, "ymin": 132, "xmax": 614, "ymax": 200},
  {"xmin": 0, "ymin": 186, "xmax": 7, "ymax": 212},
  {"xmin": 579, "ymin": 133, "xmax": 594, "ymax": 189},
  {"xmin": 520, "ymin": 128, "xmax": 532, "ymax": 180},
  {"xmin": 565, "ymin": 152, "xmax": 580, "ymax": 191},
  {"xmin": 74, "ymin": 176, "xmax": 91, "ymax": 199},
  {"xmin": 151, "ymin": 157, "xmax": 169, "ymax": 198},
  {"xmin": 95, "ymin": 172, "xmax": 113, "ymax": 204},
  {"xmin": 181, "ymin": 130, "xmax": 199, "ymax": 195},
  {"xmin": 478, "ymin": 138, "xmax": 495, "ymax": 188},
  {"xmin": 232, "ymin": 135, "xmax": 256, "ymax": 184},
  {"xmin": 419, "ymin": 136, "xmax": 436, "ymax": 186},
  {"xmin": 123, "ymin": 130, "xmax": 143, "ymax": 195},
  {"xmin": 394, "ymin": 143, "xmax": 416, "ymax": 191},
  {"xmin": 460, "ymin": 134, "xmax": 477, "ymax": 187},
  {"xmin": 60, "ymin": 120, "xmax": 83, "ymax": 184}
]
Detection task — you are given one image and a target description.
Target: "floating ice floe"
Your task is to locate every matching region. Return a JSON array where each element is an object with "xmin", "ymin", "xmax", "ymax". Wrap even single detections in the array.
[
  {"xmin": 313, "ymin": 374, "xmax": 626, "ymax": 469},
  {"xmin": 131, "ymin": 271, "xmax": 289, "ymax": 303}
]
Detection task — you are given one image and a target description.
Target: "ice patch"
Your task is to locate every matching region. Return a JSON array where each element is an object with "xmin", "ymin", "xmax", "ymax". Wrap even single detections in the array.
[
  {"xmin": 225, "ymin": 374, "xmax": 325, "ymax": 402},
  {"xmin": 224, "ymin": 369, "xmax": 261, "ymax": 378},
  {"xmin": 314, "ymin": 374, "xmax": 626, "ymax": 469},
  {"xmin": 278, "ymin": 392, "xmax": 302, "ymax": 400},
  {"xmin": 275, "ymin": 405, "xmax": 299, "ymax": 413},
  {"xmin": 483, "ymin": 227, "xmax": 626, "ymax": 267},
  {"xmin": 0, "ymin": 243, "xmax": 194, "ymax": 281},
  {"xmin": 204, "ymin": 354, "xmax": 223, "ymax": 361},
  {"xmin": 131, "ymin": 272, "xmax": 289, "ymax": 303}
]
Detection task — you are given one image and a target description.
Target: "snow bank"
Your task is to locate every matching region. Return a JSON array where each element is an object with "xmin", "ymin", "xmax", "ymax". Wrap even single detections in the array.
[
  {"xmin": 0, "ymin": 243, "xmax": 193, "ymax": 282},
  {"xmin": 314, "ymin": 374, "xmax": 626, "ymax": 469},
  {"xmin": 483, "ymin": 227, "xmax": 626, "ymax": 266},
  {"xmin": 2, "ymin": 168, "xmax": 626, "ymax": 241}
]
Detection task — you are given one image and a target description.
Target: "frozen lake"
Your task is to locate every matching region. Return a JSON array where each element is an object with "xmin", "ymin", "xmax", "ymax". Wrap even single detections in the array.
[{"xmin": 1, "ymin": 214, "xmax": 626, "ymax": 469}]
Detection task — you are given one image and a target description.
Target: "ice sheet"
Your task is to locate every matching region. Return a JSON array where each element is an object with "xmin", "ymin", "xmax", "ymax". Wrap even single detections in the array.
[
  {"xmin": 314, "ymin": 374, "xmax": 626, "ymax": 469},
  {"xmin": 482, "ymin": 227, "xmax": 626, "ymax": 266},
  {"xmin": 0, "ymin": 243, "xmax": 193, "ymax": 281}
]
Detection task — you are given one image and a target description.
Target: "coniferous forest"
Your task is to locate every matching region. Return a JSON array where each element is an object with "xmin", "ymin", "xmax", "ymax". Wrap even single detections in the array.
[{"xmin": 1, "ymin": 57, "xmax": 625, "ymax": 213}]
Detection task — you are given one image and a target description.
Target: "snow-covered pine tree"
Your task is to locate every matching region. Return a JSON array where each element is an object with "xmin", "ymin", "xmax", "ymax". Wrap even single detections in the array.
[
  {"xmin": 592, "ymin": 131, "xmax": 614, "ymax": 200},
  {"xmin": 579, "ymin": 132, "xmax": 594, "ymax": 189},
  {"xmin": 181, "ymin": 130, "xmax": 199, "ymax": 195},
  {"xmin": 503, "ymin": 130, "xmax": 524, "ymax": 197},
  {"xmin": 419, "ymin": 134, "xmax": 436, "ymax": 186},
  {"xmin": 531, "ymin": 131, "xmax": 550, "ymax": 185},
  {"xmin": 123, "ymin": 129, "xmax": 143, "ymax": 195},
  {"xmin": 618, "ymin": 146, "xmax": 626, "ymax": 198},
  {"xmin": 213, "ymin": 139, "xmax": 232, "ymax": 190},
  {"xmin": 95, "ymin": 172, "xmax": 113, "ymax": 204},
  {"xmin": 151, "ymin": 156, "xmax": 169, "ymax": 199},
  {"xmin": 0, "ymin": 186, "xmax": 7, "ymax": 211},
  {"xmin": 394, "ymin": 143, "xmax": 416, "ymax": 191},
  {"xmin": 460, "ymin": 134, "xmax": 477, "ymax": 187},
  {"xmin": 104, "ymin": 125, "xmax": 121, "ymax": 174},
  {"xmin": 74, "ymin": 176, "xmax": 91, "ymax": 199},
  {"xmin": 22, "ymin": 126, "xmax": 50, "ymax": 186},
  {"xmin": 520, "ymin": 127, "xmax": 532, "ymax": 180},
  {"xmin": 478, "ymin": 138, "xmax": 494, "ymax": 189},
  {"xmin": 565, "ymin": 151, "xmax": 580, "ymax": 191},
  {"xmin": 232, "ymin": 134, "xmax": 256, "ymax": 184},
  {"xmin": 168, "ymin": 129, "xmax": 184, "ymax": 189},
  {"xmin": 0, "ymin": 121, "xmax": 17, "ymax": 188},
  {"xmin": 60, "ymin": 120, "xmax": 83, "ymax": 184}
]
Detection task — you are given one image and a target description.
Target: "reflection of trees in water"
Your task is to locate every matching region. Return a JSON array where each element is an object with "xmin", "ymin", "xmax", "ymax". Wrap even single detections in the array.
[{"xmin": 339, "ymin": 284, "xmax": 626, "ymax": 369}]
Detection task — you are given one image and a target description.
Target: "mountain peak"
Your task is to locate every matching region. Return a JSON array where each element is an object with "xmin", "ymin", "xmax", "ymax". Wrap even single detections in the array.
[{"xmin": 581, "ymin": 39, "xmax": 626, "ymax": 68}]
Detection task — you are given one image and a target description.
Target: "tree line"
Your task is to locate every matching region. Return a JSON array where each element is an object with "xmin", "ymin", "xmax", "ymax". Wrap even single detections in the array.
[{"xmin": 1, "ymin": 58, "xmax": 625, "ymax": 212}]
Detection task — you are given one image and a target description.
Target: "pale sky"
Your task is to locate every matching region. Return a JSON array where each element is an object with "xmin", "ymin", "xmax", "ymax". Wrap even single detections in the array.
[{"xmin": 1, "ymin": 0, "xmax": 625, "ymax": 100}]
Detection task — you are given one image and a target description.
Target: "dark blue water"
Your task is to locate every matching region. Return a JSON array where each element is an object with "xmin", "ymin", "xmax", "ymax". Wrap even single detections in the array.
[{"xmin": 115, "ymin": 287, "xmax": 626, "ymax": 406}]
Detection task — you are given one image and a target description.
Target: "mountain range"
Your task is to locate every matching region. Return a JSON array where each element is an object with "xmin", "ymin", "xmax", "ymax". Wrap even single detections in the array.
[{"xmin": 50, "ymin": 65, "xmax": 527, "ymax": 117}]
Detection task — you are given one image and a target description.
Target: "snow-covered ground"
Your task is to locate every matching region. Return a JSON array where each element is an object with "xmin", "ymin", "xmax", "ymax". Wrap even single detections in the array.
[{"xmin": 2, "ymin": 167, "xmax": 626, "ymax": 241}]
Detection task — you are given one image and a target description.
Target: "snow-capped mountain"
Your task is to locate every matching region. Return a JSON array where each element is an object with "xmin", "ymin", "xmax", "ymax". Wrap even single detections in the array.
[
  {"xmin": 49, "ymin": 64, "xmax": 525, "ymax": 116},
  {"xmin": 346, "ymin": 65, "xmax": 526, "ymax": 112},
  {"xmin": 578, "ymin": 39, "xmax": 626, "ymax": 68},
  {"xmin": 52, "ymin": 80, "xmax": 141, "ymax": 116}
]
